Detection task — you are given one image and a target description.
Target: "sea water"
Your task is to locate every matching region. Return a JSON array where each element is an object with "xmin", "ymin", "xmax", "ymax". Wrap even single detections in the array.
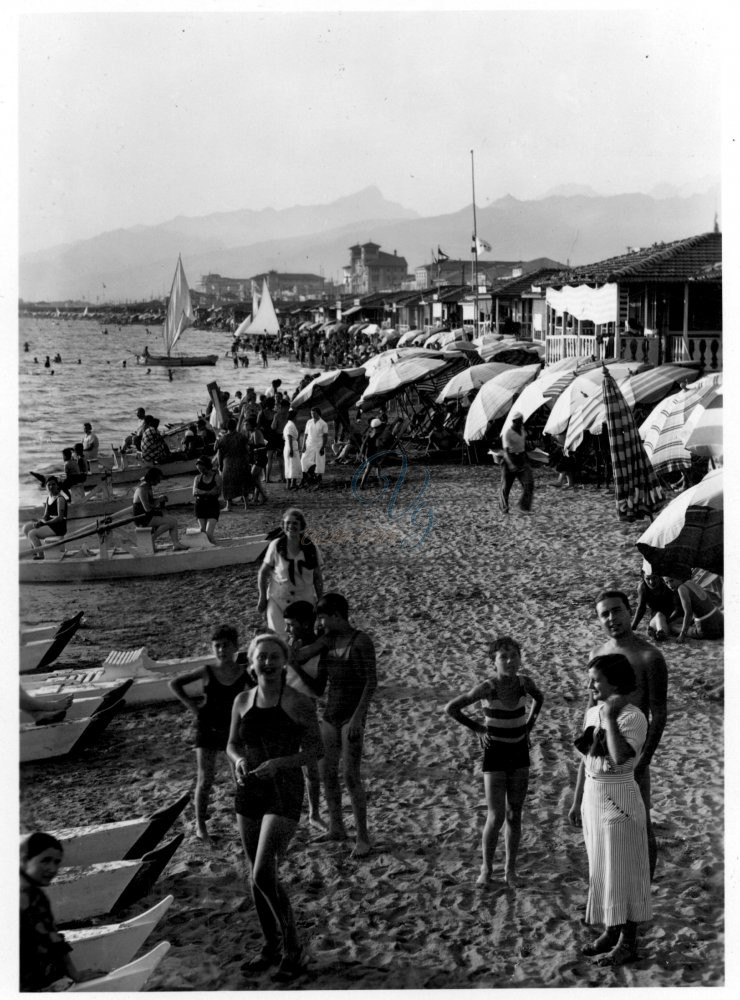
[{"xmin": 17, "ymin": 318, "xmax": 314, "ymax": 508}]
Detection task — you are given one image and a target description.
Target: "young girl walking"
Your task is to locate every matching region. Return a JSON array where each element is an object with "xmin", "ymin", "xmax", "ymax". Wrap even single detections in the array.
[{"xmin": 445, "ymin": 635, "xmax": 543, "ymax": 887}]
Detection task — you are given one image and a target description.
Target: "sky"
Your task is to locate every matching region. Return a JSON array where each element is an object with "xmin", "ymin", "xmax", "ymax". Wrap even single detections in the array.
[{"xmin": 11, "ymin": 3, "xmax": 728, "ymax": 256}]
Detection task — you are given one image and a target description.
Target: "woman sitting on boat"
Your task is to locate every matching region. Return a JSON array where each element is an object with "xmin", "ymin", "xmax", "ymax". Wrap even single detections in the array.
[
  {"xmin": 24, "ymin": 477, "xmax": 68, "ymax": 558},
  {"xmin": 140, "ymin": 415, "xmax": 171, "ymax": 465},
  {"xmin": 132, "ymin": 468, "xmax": 187, "ymax": 551},
  {"xmin": 227, "ymin": 633, "xmax": 322, "ymax": 981}
]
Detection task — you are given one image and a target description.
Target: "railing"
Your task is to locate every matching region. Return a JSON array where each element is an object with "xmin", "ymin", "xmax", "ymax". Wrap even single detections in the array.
[
  {"xmin": 669, "ymin": 334, "xmax": 722, "ymax": 370},
  {"xmin": 546, "ymin": 333, "xmax": 722, "ymax": 369}
]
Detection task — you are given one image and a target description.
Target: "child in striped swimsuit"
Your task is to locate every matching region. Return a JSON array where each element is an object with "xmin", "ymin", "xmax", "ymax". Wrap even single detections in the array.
[{"xmin": 445, "ymin": 636, "xmax": 544, "ymax": 887}]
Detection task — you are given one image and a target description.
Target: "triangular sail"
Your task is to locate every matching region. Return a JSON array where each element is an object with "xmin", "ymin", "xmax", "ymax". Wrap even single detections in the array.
[
  {"xmin": 252, "ymin": 286, "xmax": 261, "ymax": 319},
  {"xmin": 163, "ymin": 256, "xmax": 195, "ymax": 354},
  {"xmin": 234, "ymin": 314, "xmax": 252, "ymax": 338},
  {"xmin": 242, "ymin": 279, "xmax": 280, "ymax": 337}
]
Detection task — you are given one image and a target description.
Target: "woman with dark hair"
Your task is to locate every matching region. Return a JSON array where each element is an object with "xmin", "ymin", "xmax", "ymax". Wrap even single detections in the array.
[
  {"xmin": 245, "ymin": 416, "xmax": 268, "ymax": 504},
  {"xmin": 569, "ymin": 653, "xmax": 651, "ymax": 965},
  {"xmin": 256, "ymin": 508, "xmax": 323, "ymax": 634},
  {"xmin": 227, "ymin": 633, "xmax": 321, "ymax": 980},
  {"xmin": 631, "ymin": 568, "xmax": 679, "ymax": 641},
  {"xmin": 662, "ymin": 570, "xmax": 724, "ymax": 641},
  {"xmin": 140, "ymin": 414, "xmax": 171, "ymax": 464},
  {"xmin": 133, "ymin": 467, "xmax": 187, "ymax": 550},
  {"xmin": 215, "ymin": 417, "xmax": 253, "ymax": 511},
  {"xmin": 24, "ymin": 477, "xmax": 67, "ymax": 557}
]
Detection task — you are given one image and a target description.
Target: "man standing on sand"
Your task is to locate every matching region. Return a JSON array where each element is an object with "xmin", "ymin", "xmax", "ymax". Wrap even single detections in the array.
[
  {"xmin": 588, "ymin": 590, "xmax": 668, "ymax": 879},
  {"xmin": 500, "ymin": 412, "xmax": 534, "ymax": 514},
  {"xmin": 312, "ymin": 593, "xmax": 377, "ymax": 859}
]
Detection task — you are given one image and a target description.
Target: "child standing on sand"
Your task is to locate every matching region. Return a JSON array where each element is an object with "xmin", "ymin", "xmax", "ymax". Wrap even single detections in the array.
[
  {"xmin": 445, "ymin": 636, "xmax": 543, "ymax": 887},
  {"xmin": 169, "ymin": 624, "xmax": 251, "ymax": 845}
]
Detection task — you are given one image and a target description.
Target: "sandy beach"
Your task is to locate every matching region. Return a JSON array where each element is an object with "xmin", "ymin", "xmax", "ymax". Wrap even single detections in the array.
[{"xmin": 19, "ymin": 459, "xmax": 724, "ymax": 989}]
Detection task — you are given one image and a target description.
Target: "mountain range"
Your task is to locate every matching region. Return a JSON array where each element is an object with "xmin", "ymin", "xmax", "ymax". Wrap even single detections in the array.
[{"xmin": 19, "ymin": 183, "xmax": 721, "ymax": 303}]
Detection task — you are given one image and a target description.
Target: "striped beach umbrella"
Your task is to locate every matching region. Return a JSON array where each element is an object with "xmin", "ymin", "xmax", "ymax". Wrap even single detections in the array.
[
  {"xmin": 290, "ymin": 367, "xmax": 369, "ymax": 418},
  {"xmin": 636, "ymin": 468, "xmax": 723, "ymax": 574},
  {"xmin": 602, "ymin": 368, "xmax": 664, "ymax": 522},
  {"xmin": 639, "ymin": 373, "xmax": 723, "ymax": 475},
  {"xmin": 463, "ymin": 382, "xmax": 519, "ymax": 443},
  {"xmin": 435, "ymin": 362, "xmax": 517, "ymax": 404},
  {"xmin": 359, "ymin": 355, "xmax": 455, "ymax": 407},
  {"xmin": 681, "ymin": 385, "xmax": 722, "ymax": 460},
  {"xmin": 543, "ymin": 361, "xmax": 650, "ymax": 438}
]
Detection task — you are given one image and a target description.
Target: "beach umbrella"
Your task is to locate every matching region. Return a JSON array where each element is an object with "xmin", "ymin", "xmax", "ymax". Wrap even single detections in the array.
[
  {"xmin": 463, "ymin": 382, "xmax": 519, "ymax": 443},
  {"xmin": 436, "ymin": 362, "xmax": 517, "ymax": 404},
  {"xmin": 636, "ymin": 468, "xmax": 723, "ymax": 575},
  {"xmin": 602, "ymin": 367, "xmax": 663, "ymax": 522},
  {"xmin": 680, "ymin": 385, "xmax": 723, "ymax": 460},
  {"xmin": 488, "ymin": 363, "xmax": 541, "ymax": 396},
  {"xmin": 360, "ymin": 323, "xmax": 381, "ymax": 336},
  {"xmin": 397, "ymin": 330, "xmax": 421, "ymax": 347},
  {"xmin": 358, "ymin": 355, "xmax": 451, "ymax": 407},
  {"xmin": 379, "ymin": 329, "xmax": 401, "ymax": 347},
  {"xmin": 639, "ymin": 373, "xmax": 723, "ymax": 475},
  {"xmin": 543, "ymin": 361, "xmax": 650, "ymax": 438},
  {"xmin": 500, "ymin": 359, "xmax": 583, "ymax": 433},
  {"xmin": 290, "ymin": 367, "xmax": 369, "ymax": 418},
  {"xmin": 478, "ymin": 340, "xmax": 544, "ymax": 365},
  {"xmin": 445, "ymin": 341, "xmax": 483, "ymax": 357},
  {"xmin": 411, "ymin": 331, "xmax": 429, "ymax": 346},
  {"xmin": 361, "ymin": 346, "xmax": 440, "ymax": 378}
]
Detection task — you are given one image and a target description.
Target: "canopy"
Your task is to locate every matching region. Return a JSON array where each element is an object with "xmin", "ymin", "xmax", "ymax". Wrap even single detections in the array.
[
  {"xmin": 463, "ymin": 382, "xmax": 519, "ymax": 443},
  {"xmin": 639, "ymin": 373, "xmax": 723, "ymax": 475},
  {"xmin": 681, "ymin": 385, "xmax": 722, "ymax": 461},
  {"xmin": 436, "ymin": 362, "xmax": 517, "ymax": 404},
  {"xmin": 290, "ymin": 367, "xmax": 368, "ymax": 419},
  {"xmin": 359, "ymin": 356, "xmax": 451, "ymax": 407},
  {"xmin": 397, "ymin": 330, "xmax": 422, "ymax": 347},
  {"xmin": 478, "ymin": 340, "xmax": 544, "ymax": 364},
  {"xmin": 543, "ymin": 361, "xmax": 649, "ymax": 438}
]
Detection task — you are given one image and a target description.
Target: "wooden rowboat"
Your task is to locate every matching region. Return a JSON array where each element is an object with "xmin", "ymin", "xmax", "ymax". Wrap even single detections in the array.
[
  {"xmin": 20, "ymin": 527, "xmax": 269, "ymax": 583},
  {"xmin": 19, "ymin": 483, "xmax": 194, "ymax": 523},
  {"xmin": 19, "ymin": 610, "xmax": 85, "ymax": 673},
  {"xmin": 20, "ymin": 678, "xmax": 133, "ymax": 724},
  {"xmin": 52, "ymin": 792, "xmax": 190, "ymax": 866},
  {"xmin": 24, "ymin": 646, "xmax": 250, "ymax": 707},
  {"xmin": 48, "ymin": 833, "xmax": 184, "ymax": 924},
  {"xmin": 136, "ymin": 351, "xmax": 218, "ymax": 366},
  {"xmin": 65, "ymin": 895, "xmax": 173, "ymax": 975},
  {"xmin": 20, "ymin": 686, "xmax": 130, "ymax": 763},
  {"xmin": 70, "ymin": 940, "xmax": 170, "ymax": 991}
]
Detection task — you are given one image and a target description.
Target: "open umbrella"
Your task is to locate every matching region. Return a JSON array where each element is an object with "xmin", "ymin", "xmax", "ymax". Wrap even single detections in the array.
[
  {"xmin": 478, "ymin": 340, "xmax": 545, "ymax": 364},
  {"xmin": 543, "ymin": 361, "xmax": 650, "ymax": 438},
  {"xmin": 397, "ymin": 330, "xmax": 421, "ymax": 347},
  {"xmin": 358, "ymin": 355, "xmax": 451, "ymax": 408},
  {"xmin": 463, "ymin": 382, "xmax": 519, "ymax": 443},
  {"xmin": 436, "ymin": 363, "xmax": 517, "ymax": 404},
  {"xmin": 681, "ymin": 385, "xmax": 722, "ymax": 461},
  {"xmin": 639, "ymin": 373, "xmax": 723, "ymax": 475},
  {"xmin": 602, "ymin": 367, "xmax": 663, "ymax": 522},
  {"xmin": 636, "ymin": 468, "xmax": 722, "ymax": 575},
  {"xmin": 361, "ymin": 347, "xmax": 440, "ymax": 379},
  {"xmin": 290, "ymin": 367, "xmax": 369, "ymax": 419}
]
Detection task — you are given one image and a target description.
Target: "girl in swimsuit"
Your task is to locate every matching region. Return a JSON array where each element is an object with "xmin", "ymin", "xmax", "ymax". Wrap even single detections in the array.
[
  {"xmin": 445, "ymin": 635, "xmax": 544, "ymax": 887},
  {"xmin": 192, "ymin": 456, "xmax": 222, "ymax": 542},
  {"xmin": 227, "ymin": 634, "xmax": 322, "ymax": 982},
  {"xmin": 663, "ymin": 571, "xmax": 724, "ymax": 641},
  {"xmin": 169, "ymin": 624, "xmax": 250, "ymax": 845}
]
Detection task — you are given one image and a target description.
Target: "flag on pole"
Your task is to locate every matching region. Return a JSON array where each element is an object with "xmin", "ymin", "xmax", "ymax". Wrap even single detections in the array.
[
  {"xmin": 437, "ymin": 247, "xmax": 449, "ymax": 261},
  {"xmin": 472, "ymin": 236, "xmax": 492, "ymax": 254}
]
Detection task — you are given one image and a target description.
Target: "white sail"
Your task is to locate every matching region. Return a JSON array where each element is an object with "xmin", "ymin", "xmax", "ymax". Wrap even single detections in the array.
[
  {"xmin": 252, "ymin": 286, "xmax": 261, "ymax": 318},
  {"xmin": 163, "ymin": 256, "xmax": 195, "ymax": 354},
  {"xmin": 242, "ymin": 279, "xmax": 280, "ymax": 337}
]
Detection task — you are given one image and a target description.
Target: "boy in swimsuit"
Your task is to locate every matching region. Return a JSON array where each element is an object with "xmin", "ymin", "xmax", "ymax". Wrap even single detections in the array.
[
  {"xmin": 445, "ymin": 636, "xmax": 543, "ymax": 887},
  {"xmin": 314, "ymin": 593, "xmax": 377, "ymax": 858},
  {"xmin": 169, "ymin": 624, "xmax": 250, "ymax": 845}
]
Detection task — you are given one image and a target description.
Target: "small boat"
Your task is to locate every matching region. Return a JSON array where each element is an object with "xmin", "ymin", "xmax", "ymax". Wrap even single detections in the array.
[
  {"xmin": 21, "ymin": 678, "xmax": 133, "ymax": 724},
  {"xmin": 70, "ymin": 940, "xmax": 170, "ymax": 992},
  {"xmin": 20, "ymin": 684, "xmax": 131, "ymax": 762},
  {"xmin": 20, "ymin": 526, "xmax": 269, "ymax": 583},
  {"xmin": 19, "ymin": 610, "xmax": 85, "ymax": 673},
  {"xmin": 65, "ymin": 896, "xmax": 173, "ymax": 975},
  {"xmin": 20, "ymin": 483, "xmax": 193, "ymax": 523},
  {"xmin": 22, "ymin": 646, "xmax": 235, "ymax": 707},
  {"xmin": 48, "ymin": 833, "xmax": 184, "ymax": 924},
  {"xmin": 51, "ymin": 792, "xmax": 191, "ymax": 866},
  {"xmin": 136, "ymin": 256, "xmax": 217, "ymax": 367}
]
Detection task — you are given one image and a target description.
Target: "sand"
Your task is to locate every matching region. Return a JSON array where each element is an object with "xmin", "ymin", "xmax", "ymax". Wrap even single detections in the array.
[{"xmin": 19, "ymin": 459, "xmax": 724, "ymax": 989}]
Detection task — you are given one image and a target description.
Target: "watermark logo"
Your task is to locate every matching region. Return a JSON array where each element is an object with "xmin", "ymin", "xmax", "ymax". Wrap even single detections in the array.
[{"xmin": 350, "ymin": 450, "xmax": 434, "ymax": 550}]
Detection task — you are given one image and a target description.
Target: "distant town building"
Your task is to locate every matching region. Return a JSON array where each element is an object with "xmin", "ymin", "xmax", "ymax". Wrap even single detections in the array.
[
  {"xmin": 201, "ymin": 270, "xmax": 326, "ymax": 304},
  {"xmin": 343, "ymin": 242, "xmax": 409, "ymax": 295},
  {"xmin": 414, "ymin": 258, "xmax": 560, "ymax": 290}
]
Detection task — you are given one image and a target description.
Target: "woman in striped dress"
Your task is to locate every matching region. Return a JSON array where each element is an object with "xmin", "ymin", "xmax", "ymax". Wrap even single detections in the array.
[
  {"xmin": 569, "ymin": 653, "xmax": 651, "ymax": 965},
  {"xmin": 445, "ymin": 636, "xmax": 543, "ymax": 887}
]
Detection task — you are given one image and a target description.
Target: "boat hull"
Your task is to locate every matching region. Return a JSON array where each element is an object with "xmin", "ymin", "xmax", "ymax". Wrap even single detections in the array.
[
  {"xmin": 19, "ymin": 611, "xmax": 85, "ymax": 673},
  {"xmin": 20, "ymin": 532, "xmax": 268, "ymax": 583},
  {"xmin": 70, "ymin": 940, "xmax": 170, "ymax": 992},
  {"xmin": 136, "ymin": 353, "xmax": 218, "ymax": 367},
  {"xmin": 20, "ymin": 695, "xmax": 128, "ymax": 763},
  {"xmin": 20, "ymin": 484, "xmax": 193, "ymax": 522},
  {"xmin": 65, "ymin": 896, "xmax": 173, "ymax": 975}
]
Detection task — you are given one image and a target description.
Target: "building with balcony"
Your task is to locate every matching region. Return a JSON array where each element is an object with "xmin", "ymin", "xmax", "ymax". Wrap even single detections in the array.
[{"xmin": 343, "ymin": 242, "xmax": 409, "ymax": 295}]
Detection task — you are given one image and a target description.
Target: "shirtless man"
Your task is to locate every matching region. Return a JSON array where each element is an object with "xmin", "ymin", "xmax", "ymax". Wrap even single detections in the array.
[
  {"xmin": 313, "ymin": 593, "xmax": 377, "ymax": 858},
  {"xmin": 589, "ymin": 589, "xmax": 668, "ymax": 879}
]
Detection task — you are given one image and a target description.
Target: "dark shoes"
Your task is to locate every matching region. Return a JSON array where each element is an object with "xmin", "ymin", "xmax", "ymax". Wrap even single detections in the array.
[
  {"xmin": 271, "ymin": 950, "xmax": 309, "ymax": 983},
  {"xmin": 241, "ymin": 946, "xmax": 282, "ymax": 975}
]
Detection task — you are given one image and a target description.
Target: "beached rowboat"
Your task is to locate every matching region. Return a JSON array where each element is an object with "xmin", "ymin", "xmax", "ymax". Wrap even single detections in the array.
[
  {"xmin": 20, "ymin": 483, "xmax": 193, "ymax": 523},
  {"xmin": 20, "ymin": 688, "xmax": 130, "ymax": 763},
  {"xmin": 19, "ymin": 610, "xmax": 85, "ymax": 673},
  {"xmin": 21, "ymin": 679, "xmax": 132, "ymax": 724},
  {"xmin": 20, "ymin": 526, "xmax": 269, "ymax": 583},
  {"xmin": 48, "ymin": 833, "xmax": 184, "ymax": 924},
  {"xmin": 52, "ymin": 792, "xmax": 190, "ymax": 867},
  {"xmin": 70, "ymin": 940, "xmax": 170, "ymax": 992},
  {"xmin": 65, "ymin": 895, "xmax": 173, "ymax": 975}
]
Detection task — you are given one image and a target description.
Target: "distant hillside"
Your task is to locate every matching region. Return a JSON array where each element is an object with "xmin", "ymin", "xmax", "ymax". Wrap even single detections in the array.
[{"xmin": 19, "ymin": 185, "xmax": 721, "ymax": 302}]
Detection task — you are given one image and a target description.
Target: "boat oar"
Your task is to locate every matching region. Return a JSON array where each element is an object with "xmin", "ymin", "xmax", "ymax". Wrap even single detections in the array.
[{"xmin": 20, "ymin": 512, "xmax": 143, "ymax": 558}]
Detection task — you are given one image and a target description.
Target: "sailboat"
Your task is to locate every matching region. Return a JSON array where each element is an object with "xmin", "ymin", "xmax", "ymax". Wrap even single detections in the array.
[
  {"xmin": 236, "ymin": 279, "xmax": 280, "ymax": 341},
  {"xmin": 136, "ymin": 256, "xmax": 218, "ymax": 367}
]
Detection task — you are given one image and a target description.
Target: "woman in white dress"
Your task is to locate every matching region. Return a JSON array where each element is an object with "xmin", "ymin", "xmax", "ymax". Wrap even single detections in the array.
[
  {"xmin": 256, "ymin": 508, "xmax": 323, "ymax": 635},
  {"xmin": 283, "ymin": 408, "xmax": 302, "ymax": 490},
  {"xmin": 569, "ymin": 653, "xmax": 651, "ymax": 965}
]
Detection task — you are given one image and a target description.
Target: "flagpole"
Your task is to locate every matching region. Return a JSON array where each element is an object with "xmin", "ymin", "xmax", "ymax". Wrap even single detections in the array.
[{"xmin": 471, "ymin": 149, "xmax": 480, "ymax": 339}]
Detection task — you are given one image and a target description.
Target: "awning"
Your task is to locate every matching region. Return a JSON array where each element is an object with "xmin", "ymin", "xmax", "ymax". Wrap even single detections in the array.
[
  {"xmin": 546, "ymin": 283, "xmax": 618, "ymax": 325},
  {"xmin": 343, "ymin": 305, "xmax": 363, "ymax": 317}
]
